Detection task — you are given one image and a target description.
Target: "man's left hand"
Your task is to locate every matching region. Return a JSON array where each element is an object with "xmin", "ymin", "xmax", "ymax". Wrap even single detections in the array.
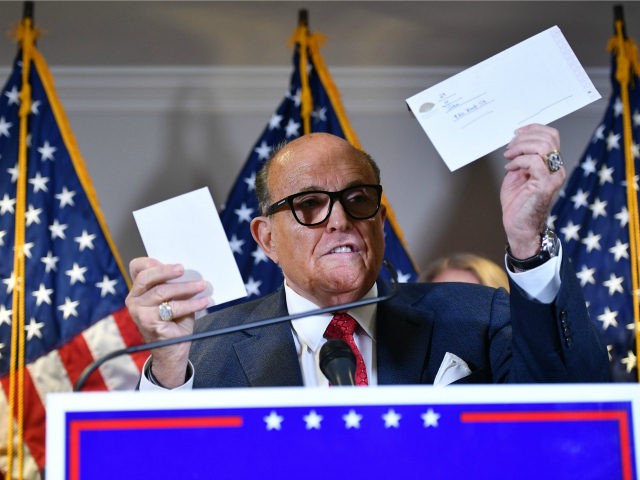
[{"xmin": 501, "ymin": 124, "xmax": 566, "ymax": 259}]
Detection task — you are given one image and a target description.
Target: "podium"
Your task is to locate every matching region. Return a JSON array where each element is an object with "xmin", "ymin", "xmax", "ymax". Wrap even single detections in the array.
[{"xmin": 47, "ymin": 384, "xmax": 639, "ymax": 479}]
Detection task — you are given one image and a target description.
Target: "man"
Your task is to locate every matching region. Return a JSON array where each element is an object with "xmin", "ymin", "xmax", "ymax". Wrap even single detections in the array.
[{"xmin": 126, "ymin": 125, "xmax": 609, "ymax": 389}]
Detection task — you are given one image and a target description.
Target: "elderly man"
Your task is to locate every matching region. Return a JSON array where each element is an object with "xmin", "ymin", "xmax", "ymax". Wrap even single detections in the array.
[{"xmin": 127, "ymin": 125, "xmax": 609, "ymax": 389}]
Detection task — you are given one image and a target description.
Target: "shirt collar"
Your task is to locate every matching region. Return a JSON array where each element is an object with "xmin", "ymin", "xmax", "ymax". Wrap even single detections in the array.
[{"xmin": 285, "ymin": 282, "xmax": 378, "ymax": 353}]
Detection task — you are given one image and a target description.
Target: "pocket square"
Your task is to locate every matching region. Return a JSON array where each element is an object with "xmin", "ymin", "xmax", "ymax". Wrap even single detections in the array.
[{"xmin": 434, "ymin": 352, "xmax": 472, "ymax": 386}]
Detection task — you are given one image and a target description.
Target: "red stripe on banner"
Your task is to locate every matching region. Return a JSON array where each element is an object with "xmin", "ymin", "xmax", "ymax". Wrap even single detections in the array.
[
  {"xmin": 69, "ymin": 416, "xmax": 243, "ymax": 480},
  {"xmin": 460, "ymin": 410, "xmax": 632, "ymax": 480},
  {"xmin": 112, "ymin": 307, "xmax": 148, "ymax": 370},
  {"xmin": 58, "ymin": 332, "xmax": 108, "ymax": 392},
  {"xmin": 0, "ymin": 369, "xmax": 48, "ymax": 470}
]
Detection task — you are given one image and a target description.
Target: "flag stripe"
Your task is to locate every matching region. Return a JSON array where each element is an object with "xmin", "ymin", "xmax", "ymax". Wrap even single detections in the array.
[
  {"xmin": 83, "ymin": 316, "xmax": 141, "ymax": 391},
  {"xmin": 57, "ymin": 330, "xmax": 108, "ymax": 392},
  {"xmin": 1, "ymin": 369, "xmax": 46, "ymax": 470}
]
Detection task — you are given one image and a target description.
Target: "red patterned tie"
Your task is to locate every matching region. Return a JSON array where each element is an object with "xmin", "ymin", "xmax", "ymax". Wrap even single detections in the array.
[{"xmin": 323, "ymin": 312, "xmax": 369, "ymax": 386}]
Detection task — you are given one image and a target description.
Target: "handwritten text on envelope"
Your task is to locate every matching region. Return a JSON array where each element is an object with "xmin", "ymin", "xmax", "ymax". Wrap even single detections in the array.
[{"xmin": 406, "ymin": 26, "xmax": 601, "ymax": 171}]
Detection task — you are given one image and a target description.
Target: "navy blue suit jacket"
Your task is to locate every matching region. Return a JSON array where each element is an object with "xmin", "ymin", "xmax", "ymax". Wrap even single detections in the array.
[{"xmin": 190, "ymin": 257, "xmax": 609, "ymax": 388}]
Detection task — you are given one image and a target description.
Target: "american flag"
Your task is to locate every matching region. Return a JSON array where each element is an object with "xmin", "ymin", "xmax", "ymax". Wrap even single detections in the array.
[
  {"xmin": 549, "ymin": 33, "xmax": 640, "ymax": 382},
  {"xmin": 0, "ymin": 31, "xmax": 146, "ymax": 477},
  {"xmin": 220, "ymin": 24, "xmax": 417, "ymax": 300}
]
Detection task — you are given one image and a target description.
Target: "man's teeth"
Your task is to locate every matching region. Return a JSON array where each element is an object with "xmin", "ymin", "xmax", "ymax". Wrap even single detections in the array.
[{"xmin": 331, "ymin": 246, "xmax": 353, "ymax": 253}]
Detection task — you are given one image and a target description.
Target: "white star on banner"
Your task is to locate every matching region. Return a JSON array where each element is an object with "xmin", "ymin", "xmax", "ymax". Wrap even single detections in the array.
[
  {"xmin": 74, "ymin": 230, "xmax": 97, "ymax": 251},
  {"xmin": 32, "ymin": 283, "xmax": 53, "ymax": 306},
  {"xmin": 37, "ymin": 140, "xmax": 57, "ymax": 161},
  {"xmin": 0, "ymin": 305, "xmax": 11, "ymax": 327},
  {"xmin": 65, "ymin": 263, "xmax": 87, "ymax": 285},
  {"xmin": 597, "ymin": 307, "xmax": 619, "ymax": 330},
  {"xmin": 396, "ymin": 271, "xmax": 412, "ymax": 283},
  {"xmin": 615, "ymin": 206, "xmax": 630, "ymax": 228},
  {"xmin": 58, "ymin": 297, "xmax": 80, "ymax": 320},
  {"xmin": 243, "ymin": 172, "xmax": 256, "ymax": 192},
  {"xmin": 4, "ymin": 86, "xmax": 19, "ymax": 105},
  {"xmin": 581, "ymin": 156, "xmax": 597, "ymax": 176},
  {"xmin": 284, "ymin": 118, "xmax": 300, "ymax": 138},
  {"xmin": 576, "ymin": 265, "xmax": 596, "ymax": 287},
  {"xmin": 606, "ymin": 130, "xmax": 621, "ymax": 151},
  {"xmin": 7, "ymin": 165, "xmax": 18, "ymax": 183},
  {"xmin": 228, "ymin": 234, "xmax": 245, "ymax": 255},
  {"xmin": 234, "ymin": 203, "xmax": 254, "ymax": 223},
  {"xmin": 41, "ymin": 251, "xmax": 59, "ymax": 273},
  {"xmin": 0, "ymin": 116, "xmax": 12, "ymax": 137},
  {"xmin": 592, "ymin": 124, "xmax": 606, "ymax": 142},
  {"xmin": 254, "ymin": 141, "xmax": 272, "ymax": 160},
  {"xmin": 613, "ymin": 97, "xmax": 623, "ymax": 116},
  {"xmin": 25, "ymin": 204, "xmax": 43, "ymax": 226},
  {"xmin": 55, "ymin": 186, "xmax": 76, "ymax": 208},
  {"xmin": 264, "ymin": 411, "xmax": 284, "ymax": 431},
  {"xmin": 0, "ymin": 230, "xmax": 5, "ymax": 247},
  {"xmin": 25, "ymin": 317, "xmax": 45, "ymax": 341},
  {"xmin": 22, "ymin": 241, "xmax": 34, "ymax": 259},
  {"xmin": 603, "ymin": 274, "xmax": 624, "ymax": 296},
  {"xmin": 303, "ymin": 410, "xmax": 323, "ymax": 430},
  {"xmin": 49, "ymin": 219, "xmax": 68, "ymax": 240},
  {"xmin": 421, "ymin": 408, "xmax": 441, "ymax": 428},
  {"xmin": 311, "ymin": 106, "xmax": 327, "ymax": 122},
  {"xmin": 560, "ymin": 221, "xmax": 581, "ymax": 242},
  {"xmin": 30, "ymin": 99, "xmax": 41, "ymax": 115},
  {"xmin": 244, "ymin": 277, "xmax": 262, "ymax": 297},
  {"xmin": 621, "ymin": 350, "xmax": 637, "ymax": 374},
  {"xmin": 343, "ymin": 409, "xmax": 362, "ymax": 429},
  {"xmin": 96, "ymin": 275, "xmax": 118, "ymax": 297},
  {"xmin": 382, "ymin": 409, "xmax": 401, "ymax": 428},
  {"xmin": 588, "ymin": 197, "xmax": 608, "ymax": 219},
  {"xmin": 0, "ymin": 194, "xmax": 15, "ymax": 214},
  {"xmin": 570, "ymin": 189, "xmax": 589, "ymax": 209},
  {"xmin": 597, "ymin": 165, "xmax": 614, "ymax": 185},
  {"xmin": 581, "ymin": 231, "xmax": 602, "ymax": 253},
  {"xmin": 609, "ymin": 240, "xmax": 629, "ymax": 262},
  {"xmin": 251, "ymin": 247, "xmax": 268, "ymax": 265},
  {"xmin": 268, "ymin": 114, "xmax": 283, "ymax": 130}
]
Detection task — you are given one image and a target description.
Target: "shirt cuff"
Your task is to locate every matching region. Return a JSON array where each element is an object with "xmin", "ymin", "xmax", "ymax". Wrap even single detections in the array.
[
  {"xmin": 138, "ymin": 356, "xmax": 195, "ymax": 391},
  {"xmin": 504, "ymin": 244, "xmax": 563, "ymax": 304}
]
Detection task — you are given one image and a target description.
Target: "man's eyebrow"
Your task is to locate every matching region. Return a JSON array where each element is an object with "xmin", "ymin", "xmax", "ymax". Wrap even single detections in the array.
[{"xmin": 295, "ymin": 181, "xmax": 374, "ymax": 193}]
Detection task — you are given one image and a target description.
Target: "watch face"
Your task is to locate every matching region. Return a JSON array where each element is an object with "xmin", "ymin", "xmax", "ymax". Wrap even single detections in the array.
[{"xmin": 541, "ymin": 229, "xmax": 559, "ymax": 255}]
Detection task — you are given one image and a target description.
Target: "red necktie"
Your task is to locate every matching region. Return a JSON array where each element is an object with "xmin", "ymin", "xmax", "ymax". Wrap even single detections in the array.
[{"xmin": 323, "ymin": 312, "xmax": 369, "ymax": 386}]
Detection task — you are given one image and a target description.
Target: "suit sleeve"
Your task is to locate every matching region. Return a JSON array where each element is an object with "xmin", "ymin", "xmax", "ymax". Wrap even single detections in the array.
[{"xmin": 505, "ymin": 255, "xmax": 610, "ymax": 382}]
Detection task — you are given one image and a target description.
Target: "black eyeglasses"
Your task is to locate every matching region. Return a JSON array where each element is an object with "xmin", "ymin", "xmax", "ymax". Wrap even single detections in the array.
[{"xmin": 266, "ymin": 184, "xmax": 383, "ymax": 227}]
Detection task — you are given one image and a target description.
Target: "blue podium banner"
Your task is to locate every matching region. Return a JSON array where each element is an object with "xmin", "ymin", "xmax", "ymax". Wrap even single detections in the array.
[{"xmin": 46, "ymin": 384, "xmax": 639, "ymax": 479}]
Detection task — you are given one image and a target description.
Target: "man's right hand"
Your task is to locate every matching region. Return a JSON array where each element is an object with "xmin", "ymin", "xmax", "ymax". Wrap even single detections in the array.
[{"xmin": 126, "ymin": 257, "xmax": 210, "ymax": 388}]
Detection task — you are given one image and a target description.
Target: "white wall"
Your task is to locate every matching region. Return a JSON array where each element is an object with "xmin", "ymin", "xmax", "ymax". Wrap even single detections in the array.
[{"xmin": 2, "ymin": 64, "xmax": 608, "ymax": 275}]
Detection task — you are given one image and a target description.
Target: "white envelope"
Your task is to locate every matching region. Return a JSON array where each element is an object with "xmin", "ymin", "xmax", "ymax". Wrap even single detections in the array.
[
  {"xmin": 406, "ymin": 25, "xmax": 601, "ymax": 171},
  {"xmin": 133, "ymin": 187, "xmax": 247, "ymax": 308}
]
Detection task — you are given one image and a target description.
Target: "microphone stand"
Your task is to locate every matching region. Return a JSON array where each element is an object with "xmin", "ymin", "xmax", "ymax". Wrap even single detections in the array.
[{"xmin": 74, "ymin": 260, "xmax": 400, "ymax": 391}]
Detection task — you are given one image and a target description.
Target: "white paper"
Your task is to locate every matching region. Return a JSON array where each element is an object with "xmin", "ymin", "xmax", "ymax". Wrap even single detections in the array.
[
  {"xmin": 406, "ymin": 26, "xmax": 601, "ymax": 171},
  {"xmin": 133, "ymin": 187, "xmax": 247, "ymax": 307}
]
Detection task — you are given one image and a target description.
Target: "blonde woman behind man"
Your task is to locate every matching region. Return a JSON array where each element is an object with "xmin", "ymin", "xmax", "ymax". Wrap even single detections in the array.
[{"xmin": 420, "ymin": 253, "xmax": 510, "ymax": 292}]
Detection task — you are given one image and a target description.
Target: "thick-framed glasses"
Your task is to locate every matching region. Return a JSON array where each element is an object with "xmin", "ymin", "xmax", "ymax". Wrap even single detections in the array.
[{"xmin": 266, "ymin": 184, "xmax": 383, "ymax": 227}]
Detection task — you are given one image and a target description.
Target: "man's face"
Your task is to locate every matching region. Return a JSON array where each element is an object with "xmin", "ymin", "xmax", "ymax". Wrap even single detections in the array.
[{"xmin": 251, "ymin": 133, "xmax": 387, "ymax": 307}]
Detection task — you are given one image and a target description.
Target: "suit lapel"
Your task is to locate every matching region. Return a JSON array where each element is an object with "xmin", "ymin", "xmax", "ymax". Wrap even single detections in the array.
[
  {"xmin": 376, "ymin": 285, "xmax": 435, "ymax": 385},
  {"xmin": 233, "ymin": 289, "xmax": 303, "ymax": 387}
]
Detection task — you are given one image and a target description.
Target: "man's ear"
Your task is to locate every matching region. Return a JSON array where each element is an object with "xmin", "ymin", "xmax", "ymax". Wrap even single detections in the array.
[
  {"xmin": 250, "ymin": 216, "xmax": 279, "ymax": 264},
  {"xmin": 379, "ymin": 203, "xmax": 387, "ymax": 223}
]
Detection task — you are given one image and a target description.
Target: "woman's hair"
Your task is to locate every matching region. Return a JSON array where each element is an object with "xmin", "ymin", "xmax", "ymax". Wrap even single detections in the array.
[{"xmin": 420, "ymin": 252, "xmax": 510, "ymax": 292}]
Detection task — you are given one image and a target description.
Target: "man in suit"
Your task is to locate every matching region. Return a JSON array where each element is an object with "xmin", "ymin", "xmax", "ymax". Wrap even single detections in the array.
[{"xmin": 127, "ymin": 125, "xmax": 609, "ymax": 389}]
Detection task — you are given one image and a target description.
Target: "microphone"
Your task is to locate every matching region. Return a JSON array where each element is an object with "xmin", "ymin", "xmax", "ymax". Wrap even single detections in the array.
[
  {"xmin": 74, "ymin": 260, "xmax": 399, "ymax": 391},
  {"xmin": 319, "ymin": 339, "xmax": 356, "ymax": 386}
]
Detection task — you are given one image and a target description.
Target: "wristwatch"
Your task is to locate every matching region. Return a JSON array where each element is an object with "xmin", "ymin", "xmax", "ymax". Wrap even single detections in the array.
[{"xmin": 506, "ymin": 227, "xmax": 559, "ymax": 272}]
